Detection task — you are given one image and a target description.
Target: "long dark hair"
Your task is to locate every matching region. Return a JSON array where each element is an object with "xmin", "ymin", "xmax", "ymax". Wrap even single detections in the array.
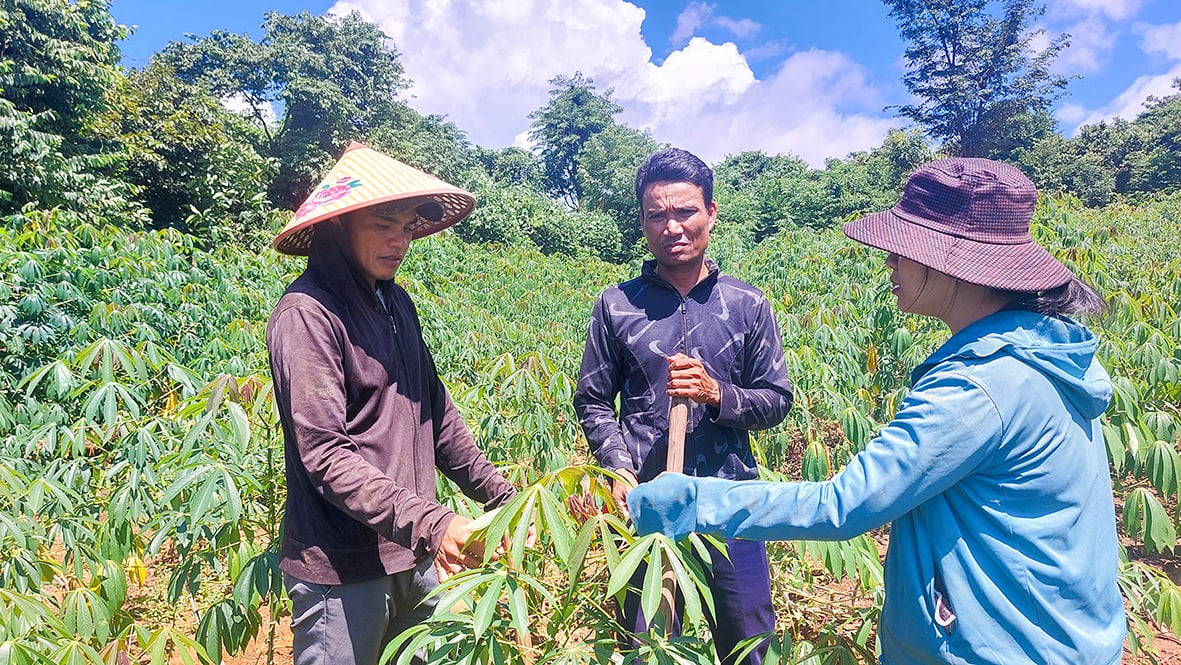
[{"xmin": 1001, "ymin": 277, "xmax": 1107, "ymax": 317}]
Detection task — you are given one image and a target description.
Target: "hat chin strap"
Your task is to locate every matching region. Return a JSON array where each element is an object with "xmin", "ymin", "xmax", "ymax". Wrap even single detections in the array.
[
  {"xmin": 936, "ymin": 277, "xmax": 959, "ymax": 323},
  {"xmin": 899, "ymin": 265, "xmax": 929, "ymax": 313}
]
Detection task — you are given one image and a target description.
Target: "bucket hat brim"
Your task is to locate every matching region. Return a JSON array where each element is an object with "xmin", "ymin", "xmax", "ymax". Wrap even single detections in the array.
[
  {"xmin": 842, "ymin": 158, "xmax": 1075, "ymax": 292},
  {"xmin": 844, "ymin": 210, "xmax": 1074, "ymax": 291}
]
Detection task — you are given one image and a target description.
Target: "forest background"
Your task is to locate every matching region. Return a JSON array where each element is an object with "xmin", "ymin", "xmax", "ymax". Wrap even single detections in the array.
[{"xmin": 2, "ymin": 0, "xmax": 1181, "ymax": 663}]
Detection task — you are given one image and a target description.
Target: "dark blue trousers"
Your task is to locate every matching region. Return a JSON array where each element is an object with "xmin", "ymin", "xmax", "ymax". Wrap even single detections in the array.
[{"xmin": 621, "ymin": 538, "xmax": 775, "ymax": 665}]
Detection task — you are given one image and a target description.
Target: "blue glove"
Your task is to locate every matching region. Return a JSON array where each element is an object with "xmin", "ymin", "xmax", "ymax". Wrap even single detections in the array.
[
  {"xmin": 632, "ymin": 475, "xmax": 824, "ymax": 543},
  {"xmin": 627, "ymin": 473, "xmax": 701, "ymax": 540}
]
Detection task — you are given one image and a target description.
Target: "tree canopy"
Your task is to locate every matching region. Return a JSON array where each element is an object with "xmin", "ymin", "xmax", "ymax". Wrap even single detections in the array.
[
  {"xmin": 884, "ymin": 0, "xmax": 1070, "ymax": 158},
  {"xmin": 0, "ymin": 0, "xmax": 139, "ymax": 219},
  {"xmin": 157, "ymin": 10, "xmax": 410, "ymax": 209},
  {"xmin": 1, "ymin": 1, "xmax": 1179, "ymax": 261},
  {"xmin": 527, "ymin": 73, "xmax": 623, "ymax": 208}
]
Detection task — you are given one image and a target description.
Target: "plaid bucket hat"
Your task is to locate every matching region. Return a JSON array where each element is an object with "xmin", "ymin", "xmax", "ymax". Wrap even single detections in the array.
[
  {"xmin": 273, "ymin": 142, "xmax": 476, "ymax": 256},
  {"xmin": 842, "ymin": 158, "xmax": 1074, "ymax": 292}
]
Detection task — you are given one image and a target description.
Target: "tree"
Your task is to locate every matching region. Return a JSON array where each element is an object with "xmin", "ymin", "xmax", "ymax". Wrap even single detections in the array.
[
  {"xmin": 368, "ymin": 108, "xmax": 483, "ymax": 191},
  {"xmin": 1016, "ymin": 78, "xmax": 1181, "ymax": 204},
  {"xmin": 1015, "ymin": 134, "xmax": 1115, "ymax": 206},
  {"xmin": 474, "ymin": 146, "xmax": 546, "ymax": 192},
  {"xmin": 158, "ymin": 10, "xmax": 410, "ymax": 209},
  {"xmin": 577, "ymin": 123, "xmax": 663, "ymax": 251},
  {"xmin": 94, "ymin": 62, "xmax": 275, "ymax": 238},
  {"xmin": 0, "ymin": 0, "xmax": 144, "ymax": 221},
  {"xmin": 1126, "ymin": 79, "xmax": 1181, "ymax": 194},
  {"xmin": 527, "ymin": 73, "xmax": 622, "ymax": 207},
  {"xmin": 884, "ymin": 0, "xmax": 1070, "ymax": 157},
  {"xmin": 713, "ymin": 151, "xmax": 809, "ymax": 241}
]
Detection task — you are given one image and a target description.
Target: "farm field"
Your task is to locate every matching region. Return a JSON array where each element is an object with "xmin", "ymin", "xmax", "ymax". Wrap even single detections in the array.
[{"xmin": 2, "ymin": 191, "xmax": 1180, "ymax": 664}]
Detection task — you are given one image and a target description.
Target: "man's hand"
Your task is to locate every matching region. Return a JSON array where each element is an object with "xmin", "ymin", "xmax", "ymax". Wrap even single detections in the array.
[
  {"xmin": 612, "ymin": 468, "xmax": 639, "ymax": 518},
  {"xmin": 434, "ymin": 515, "xmax": 486, "ymax": 583},
  {"xmin": 667, "ymin": 353, "xmax": 721, "ymax": 407}
]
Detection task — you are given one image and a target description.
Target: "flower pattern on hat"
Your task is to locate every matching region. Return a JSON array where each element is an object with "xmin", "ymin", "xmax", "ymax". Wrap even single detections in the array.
[{"xmin": 294, "ymin": 176, "xmax": 362, "ymax": 219}]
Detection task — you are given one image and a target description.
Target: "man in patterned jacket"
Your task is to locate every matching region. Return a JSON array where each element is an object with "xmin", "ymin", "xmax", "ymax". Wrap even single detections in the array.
[{"xmin": 573, "ymin": 147, "xmax": 794, "ymax": 665}]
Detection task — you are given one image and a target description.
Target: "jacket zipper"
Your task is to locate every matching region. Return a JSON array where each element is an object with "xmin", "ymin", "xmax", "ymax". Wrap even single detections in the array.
[{"xmin": 679, "ymin": 298, "xmax": 688, "ymax": 353}]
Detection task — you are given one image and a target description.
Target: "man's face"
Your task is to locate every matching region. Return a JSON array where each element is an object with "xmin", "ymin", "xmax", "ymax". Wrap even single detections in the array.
[
  {"xmin": 641, "ymin": 181, "xmax": 716, "ymax": 270},
  {"xmin": 340, "ymin": 207, "xmax": 417, "ymax": 287}
]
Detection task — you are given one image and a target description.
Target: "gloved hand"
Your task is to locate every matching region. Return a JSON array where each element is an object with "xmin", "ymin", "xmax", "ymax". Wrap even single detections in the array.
[
  {"xmin": 626, "ymin": 472, "xmax": 701, "ymax": 540},
  {"xmin": 631, "ymin": 474, "xmax": 815, "ymax": 543}
]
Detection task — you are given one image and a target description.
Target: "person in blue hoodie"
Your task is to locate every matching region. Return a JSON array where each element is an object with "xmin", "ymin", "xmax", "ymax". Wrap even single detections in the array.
[{"xmin": 627, "ymin": 157, "xmax": 1126, "ymax": 665}]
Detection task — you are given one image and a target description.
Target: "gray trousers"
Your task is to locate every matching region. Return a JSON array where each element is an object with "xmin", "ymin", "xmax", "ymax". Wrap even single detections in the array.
[{"xmin": 285, "ymin": 559, "xmax": 440, "ymax": 665}]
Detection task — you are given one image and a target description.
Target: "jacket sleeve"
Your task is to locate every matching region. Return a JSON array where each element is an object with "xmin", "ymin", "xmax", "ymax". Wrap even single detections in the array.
[
  {"xmin": 712, "ymin": 295, "xmax": 794, "ymax": 431},
  {"xmin": 630, "ymin": 369, "xmax": 1003, "ymax": 541},
  {"xmin": 427, "ymin": 346, "xmax": 517, "ymax": 511},
  {"xmin": 573, "ymin": 295, "xmax": 637, "ymax": 474},
  {"xmin": 269, "ymin": 304, "xmax": 453, "ymax": 557}
]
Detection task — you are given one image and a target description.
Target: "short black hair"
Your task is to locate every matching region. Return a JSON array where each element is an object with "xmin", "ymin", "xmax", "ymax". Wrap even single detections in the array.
[{"xmin": 635, "ymin": 148, "xmax": 713, "ymax": 208}]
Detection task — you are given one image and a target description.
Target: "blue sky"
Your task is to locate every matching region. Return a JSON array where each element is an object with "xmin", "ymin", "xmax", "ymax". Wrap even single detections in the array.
[{"xmin": 110, "ymin": 0, "xmax": 1181, "ymax": 166}]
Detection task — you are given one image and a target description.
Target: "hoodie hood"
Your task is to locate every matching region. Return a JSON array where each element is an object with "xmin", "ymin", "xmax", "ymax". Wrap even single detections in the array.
[
  {"xmin": 305, "ymin": 219, "xmax": 398, "ymax": 306},
  {"xmin": 914, "ymin": 309, "xmax": 1112, "ymax": 419}
]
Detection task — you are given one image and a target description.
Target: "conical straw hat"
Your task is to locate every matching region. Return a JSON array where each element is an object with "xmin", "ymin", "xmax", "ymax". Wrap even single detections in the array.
[{"xmin": 273, "ymin": 142, "xmax": 476, "ymax": 255}]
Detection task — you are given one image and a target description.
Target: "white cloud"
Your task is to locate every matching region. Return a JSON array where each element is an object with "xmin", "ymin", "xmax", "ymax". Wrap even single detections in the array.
[
  {"xmin": 625, "ymin": 48, "xmax": 898, "ymax": 166},
  {"xmin": 1140, "ymin": 21, "xmax": 1181, "ymax": 60},
  {"xmin": 331, "ymin": 0, "xmax": 652, "ymax": 149},
  {"xmin": 328, "ymin": 0, "xmax": 896, "ymax": 166},
  {"xmin": 670, "ymin": 2, "xmax": 760, "ymax": 43},
  {"xmin": 715, "ymin": 16, "xmax": 761, "ymax": 40},
  {"xmin": 1048, "ymin": 0, "xmax": 1141, "ymax": 21},
  {"xmin": 622, "ymin": 37, "xmax": 755, "ymax": 120},
  {"xmin": 1063, "ymin": 62, "xmax": 1181, "ymax": 130},
  {"xmin": 1052, "ymin": 17, "xmax": 1117, "ymax": 73},
  {"xmin": 742, "ymin": 40, "xmax": 789, "ymax": 63},
  {"xmin": 671, "ymin": 2, "xmax": 712, "ymax": 45},
  {"xmin": 1055, "ymin": 102, "xmax": 1090, "ymax": 125}
]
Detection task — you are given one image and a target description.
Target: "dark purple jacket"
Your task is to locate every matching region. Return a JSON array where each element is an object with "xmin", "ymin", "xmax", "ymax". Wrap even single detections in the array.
[
  {"xmin": 574, "ymin": 259, "xmax": 793, "ymax": 482},
  {"xmin": 267, "ymin": 227, "xmax": 515, "ymax": 585}
]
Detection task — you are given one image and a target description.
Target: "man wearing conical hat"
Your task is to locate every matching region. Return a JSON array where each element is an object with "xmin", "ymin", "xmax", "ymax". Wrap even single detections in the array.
[{"xmin": 267, "ymin": 143, "xmax": 518, "ymax": 665}]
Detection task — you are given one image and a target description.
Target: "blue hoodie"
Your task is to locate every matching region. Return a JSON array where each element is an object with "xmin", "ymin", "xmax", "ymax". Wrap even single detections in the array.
[{"xmin": 629, "ymin": 309, "xmax": 1125, "ymax": 664}]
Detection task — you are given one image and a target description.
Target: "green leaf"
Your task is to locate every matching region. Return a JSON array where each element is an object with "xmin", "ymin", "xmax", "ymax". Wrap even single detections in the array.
[
  {"xmin": 1146, "ymin": 439, "xmax": 1181, "ymax": 498},
  {"xmin": 1102, "ymin": 420, "xmax": 1126, "ymax": 473},
  {"xmin": 61, "ymin": 588, "xmax": 102, "ymax": 641},
  {"xmin": 802, "ymin": 439, "xmax": 830, "ymax": 481},
  {"xmin": 226, "ymin": 401, "xmax": 250, "ymax": 454},
  {"xmin": 505, "ymin": 576, "xmax": 530, "ymax": 644},
  {"xmin": 18, "ymin": 360, "xmax": 75, "ymax": 398},
  {"xmin": 470, "ymin": 571, "xmax": 504, "ymax": 640},
  {"xmin": 637, "ymin": 544, "xmax": 666, "ymax": 631},
  {"xmin": 606, "ymin": 535, "xmax": 654, "ymax": 598},
  {"xmin": 1123, "ymin": 487, "xmax": 1178, "ymax": 553},
  {"xmin": 49, "ymin": 639, "xmax": 105, "ymax": 665},
  {"xmin": 1156, "ymin": 586, "xmax": 1181, "ymax": 636}
]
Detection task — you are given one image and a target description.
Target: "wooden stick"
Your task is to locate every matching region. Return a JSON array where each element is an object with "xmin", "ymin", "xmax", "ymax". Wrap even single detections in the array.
[
  {"xmin": 657, "ymin": 395, "xmax": 690, "ymax": 630},
  {"xmin": 666, "ymin": 396, "xmax": 689, "ymax": 473}
]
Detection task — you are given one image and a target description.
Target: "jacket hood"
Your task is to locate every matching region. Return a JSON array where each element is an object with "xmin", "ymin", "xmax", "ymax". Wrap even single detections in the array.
[
  {"xmin": 914, "ymin": 309, "xmax": 1112, "ymax": 419},
  {"xmin": 305, "ymin": 219, "xmax": 394, "ymax": 304}
]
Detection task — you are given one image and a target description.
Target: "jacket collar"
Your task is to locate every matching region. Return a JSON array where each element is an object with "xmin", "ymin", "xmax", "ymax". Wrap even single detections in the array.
[{"xmin": 640, "ymin": 258, "xmax": 720, "ymax": 296}]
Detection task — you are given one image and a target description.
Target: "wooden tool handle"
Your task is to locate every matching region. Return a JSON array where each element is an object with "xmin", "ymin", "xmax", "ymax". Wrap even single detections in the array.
[
  {"xmin": 666, "ymin": 396, "xmax": 689, "ymax": 473},
  {"xmin": 656, "ymin": 396, "xmax": 690, "ymax": 631}
]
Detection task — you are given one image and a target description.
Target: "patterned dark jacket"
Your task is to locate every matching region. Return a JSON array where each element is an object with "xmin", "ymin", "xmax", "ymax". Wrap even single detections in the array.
[{"xmin": 574, "ymin": 259, "xmax": 793, "ymax": 482}]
